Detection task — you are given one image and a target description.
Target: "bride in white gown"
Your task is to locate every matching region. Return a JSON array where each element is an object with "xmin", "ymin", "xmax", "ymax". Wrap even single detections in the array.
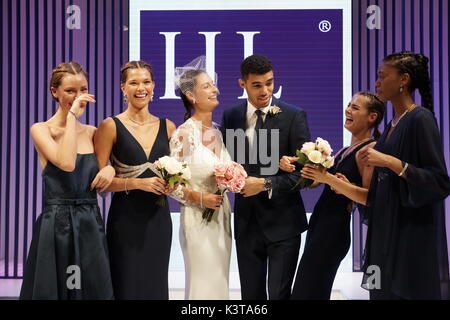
[{"xmin": 169, "ymin": 60, "xmax": 232, "ymax": 300}]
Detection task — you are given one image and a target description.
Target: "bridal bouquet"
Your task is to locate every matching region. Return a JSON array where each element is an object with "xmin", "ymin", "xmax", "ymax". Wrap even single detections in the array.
[
  {"xmin": 293, "ymin": 137, "xmax": 335, "ymax": 189},
  {"xmin": 154, "ymin": 156, "xmax": 191, "ymax": 206},
  {"xmin": 202, "ymin": 161, "xmax": 247, "ymax": 223}
]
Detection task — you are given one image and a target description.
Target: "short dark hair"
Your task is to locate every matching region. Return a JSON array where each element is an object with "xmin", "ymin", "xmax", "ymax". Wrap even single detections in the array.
[
  {"xmin": 240, "ymin": 54, "xmax": 273, "ymax": 80},
  {"xmin": 356, "ymin": 92, "xmax": 386, "ymax": 140}
]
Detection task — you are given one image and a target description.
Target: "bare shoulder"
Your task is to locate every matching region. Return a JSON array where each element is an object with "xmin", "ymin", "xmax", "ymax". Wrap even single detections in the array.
[
  {"xmin": 83, "ymin": 124, "xmax": 97, "ymax": 140},
  {"xmin": 94, "ymin": 117, "xmax": 117, "ymax": 144},
  {"xmin": 30, "ymin": 121, "xmax": 46, "ymax": 131},
  {"xmin": 84, "ymin": 124, "xmax": 97, "ymax": 133},
  {"xmin": 30, "ymin": 122, "xmax": 51, "ymax": 139},
  {"xmin": 98, "ymin": 117, "xmax": 117, "ymax": 131}
]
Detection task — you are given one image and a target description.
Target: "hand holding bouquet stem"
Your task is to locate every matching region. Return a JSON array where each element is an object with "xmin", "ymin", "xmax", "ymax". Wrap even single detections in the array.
[
  {"xmin": 202, "ymin": 162, "xmax": 247, "ymax": 223},
  {"xmin": 291, "ymin": 137, "xmax": 335, "ymax": 189},
  {"xmin": 154, "ymin": 156, "xmax": 191, "ymax": 206}
]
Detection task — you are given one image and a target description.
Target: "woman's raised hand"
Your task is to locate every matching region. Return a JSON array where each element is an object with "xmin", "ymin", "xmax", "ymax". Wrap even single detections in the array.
[{"xmin": 69, "ymin": 93, "xmax": 96, "ymax": 118}]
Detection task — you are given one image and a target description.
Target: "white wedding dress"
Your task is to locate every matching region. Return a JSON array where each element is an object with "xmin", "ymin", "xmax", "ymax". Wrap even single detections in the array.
[{"xmin": 169, "ymin": 118, "xmax": 232, "ymax": 300}]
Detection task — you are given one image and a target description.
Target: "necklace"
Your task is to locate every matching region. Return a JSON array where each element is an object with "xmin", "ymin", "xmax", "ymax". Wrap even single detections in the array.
[
  {"xmin": 201, "ymin": 123, "xmax": 215, "ymax": 130},
  {"xmin": 339, "ymin": 138, "xmax": 372, "ymax": 160},
  {"xmin": 126, "ymin": 112, "xmax": 150, "ymax": 126},
  {"xmin": 192, "ymin": 117, "xmax": 214, "ymax": 130},
  {"xmin": 391, "ymin": 103, "xmax": 416, "ymax": 127}
]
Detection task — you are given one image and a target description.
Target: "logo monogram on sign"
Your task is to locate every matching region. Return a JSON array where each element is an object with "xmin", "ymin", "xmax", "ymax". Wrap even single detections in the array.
[{"xmin": 158, "ymin": 31, "xmax": 282, "ymax": 100}]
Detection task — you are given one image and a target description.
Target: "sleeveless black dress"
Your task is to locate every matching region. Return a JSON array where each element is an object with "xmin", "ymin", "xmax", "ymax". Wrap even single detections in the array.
[
  {"xmin": 20, "ymin": 153, "xmax": 113, "ymax": 300},
  {"xmin": 107, "ymin": 117, "xmax": 172, "ymax": 300},
  {"xmin": 291, "ymin": 140, "xmax": 373, "ymax": 300}
]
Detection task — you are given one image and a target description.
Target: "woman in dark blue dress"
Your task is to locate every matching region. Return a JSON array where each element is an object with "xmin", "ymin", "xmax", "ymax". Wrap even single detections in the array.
[
  {"xmin": 281, "ymin": 92, "xmax": 385, "ymax": 299},
  {"xmin": 20, "ymin": 62, "xmax": 114, "ymax": 299},
  {"xmin": 94, "ymin": 61, "xmax": 177, "ymax": 299},
  {"xmin": 303, "ymin": 52, "xmax": 450, "ymax": 300}
]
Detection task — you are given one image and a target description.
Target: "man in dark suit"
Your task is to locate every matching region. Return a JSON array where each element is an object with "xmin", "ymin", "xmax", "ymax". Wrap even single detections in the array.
[{"xmin": 221, "ymin": 54, "xmax": 311, "ymax": 300}]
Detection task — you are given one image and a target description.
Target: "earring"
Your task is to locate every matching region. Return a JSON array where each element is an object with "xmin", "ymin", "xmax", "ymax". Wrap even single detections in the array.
[
  {"xmin": 399, "ymin": 86, "xmax": 404, "ymax": 93},
  {"xmin": 123, "ymin": 95, "xmax": 128, "ymax": 104},
  {"xmin": 192, "ymin": 99, "xmax": 196, "ymax": 105}
]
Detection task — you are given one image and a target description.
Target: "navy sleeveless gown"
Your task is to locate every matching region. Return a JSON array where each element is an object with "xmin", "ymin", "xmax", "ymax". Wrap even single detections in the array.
[
  {"xmin": 20, "ymin": 153, "xmax": 113, "ymax": 299},
  {"xmin": 107, "ymin": 117, "xmax": 172, "ymax": 300},
  {"xmin": 291, "ymin": 140, "xmax": 373, "ymax": 299}
]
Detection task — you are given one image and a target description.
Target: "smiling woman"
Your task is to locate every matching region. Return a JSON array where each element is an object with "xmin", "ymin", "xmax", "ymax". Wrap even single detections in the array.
[
  {"xmin": 20, "ymin": 62, "xmax": 114, "ymax": 300},
  {"xmin": 279, "ymin": 91, "xmax": 385, "ymax": 300},
  {"xmin": 168, "ymin": 56, "xmax": 233, "ymax": 300},
  {"xmin": 94, "ymin": 60, "xmax": 177, "ymax": 299}
]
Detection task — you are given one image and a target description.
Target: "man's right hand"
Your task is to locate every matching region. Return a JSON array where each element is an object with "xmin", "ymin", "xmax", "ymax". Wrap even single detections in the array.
[{"xmin": 279, "ymin": 156, "xmax": 299, "ymax": 172}]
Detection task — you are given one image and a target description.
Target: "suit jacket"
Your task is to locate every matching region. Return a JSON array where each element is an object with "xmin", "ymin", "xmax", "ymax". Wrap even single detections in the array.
[{"xmin": 221, "ymin": 97, "xmax": 311, "ymax": 242}]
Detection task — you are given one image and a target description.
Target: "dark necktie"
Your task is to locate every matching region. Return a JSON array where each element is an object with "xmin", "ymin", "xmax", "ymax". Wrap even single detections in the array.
[
  {"xmin": 254, "ymin": 109, "xmax": 264, "ymax": 131},
  {"xmin": 252, "ymin": 109, "xmax": 264, "ymax": 149}
]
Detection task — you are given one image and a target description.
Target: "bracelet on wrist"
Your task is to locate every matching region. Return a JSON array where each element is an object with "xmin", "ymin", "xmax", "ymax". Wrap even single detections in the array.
[
  {"xmin": 68, "ymin": 110, "xmax": 77, "ymax": 118},
  {"xmin": 398, "ymin": 162, "xmax": 409, "ymax": 177},
  {"xmin": 263, "ymin": 178, "xmax": 272, "ymax": 191},
  {"xmin": 124, "ymin": 178, "xmax": 130, "ymax": 195}
]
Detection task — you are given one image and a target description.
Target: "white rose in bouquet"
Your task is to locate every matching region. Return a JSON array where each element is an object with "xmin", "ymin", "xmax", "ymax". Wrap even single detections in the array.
[
  {"xmin": 152, "ymin": 156, "xmax": 191, "ymax": 206},
  {"xmin": 156, "ymin": 156, "xmax": 171, "ymax": 169},
  {"xmin": 294, "ymin": 137, "xmax": 335, "ymax": 190},
  {"xmin": 316, "ymin": 137, "xmax": 333, "ymax": 156},
  {"xmin": 155, "ymin": 158, "xmax": 165, "ymax": 170},
  {"xmin": 323, "ymin": 155, "xmax": 335, "ymax": 169},
  {"xmin": 307, "ymin": 150, "xmax": 323, "ymax": 164},
  {"xmin": 181, "ymin": 166, "xmax": 191, "ymax": 180},
  {"xmin": 165, "ymin": 157, "xmax": 183, "ymax": 175},
  {"xmin": 300, "ymin": 142, "xmax": 316, "ymax": 155}
]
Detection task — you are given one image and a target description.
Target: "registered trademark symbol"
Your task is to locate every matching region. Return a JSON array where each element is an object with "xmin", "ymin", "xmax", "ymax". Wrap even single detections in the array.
[{"xmin": 319, "ymin": 20, "xmax": 332, "ymax": 32}]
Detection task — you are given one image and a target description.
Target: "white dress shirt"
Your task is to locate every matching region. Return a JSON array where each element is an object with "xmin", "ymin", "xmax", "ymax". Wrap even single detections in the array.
[
  {"xmin": 245, "ymin": 98, "xmax": 273, "ymax": 146},
  {"xmin": 245, "ymin": 98, "xmax": 273, "ymax": 198}
]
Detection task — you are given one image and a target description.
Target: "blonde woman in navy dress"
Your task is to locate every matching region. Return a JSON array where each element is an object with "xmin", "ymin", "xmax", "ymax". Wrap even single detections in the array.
[{"xmin": 20, "ymin": 62, "xmax": 114, "ymax": 299}]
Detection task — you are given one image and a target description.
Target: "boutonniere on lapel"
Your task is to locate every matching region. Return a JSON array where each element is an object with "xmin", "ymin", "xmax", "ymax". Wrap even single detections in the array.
[{"xmin": 267, "ymin": 105, "xmax": 282, "ymax": 116}]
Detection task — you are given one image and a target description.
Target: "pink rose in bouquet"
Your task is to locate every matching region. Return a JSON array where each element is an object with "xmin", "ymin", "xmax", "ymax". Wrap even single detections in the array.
[{"xmin": 202, "ymin": 162, "xmax": 247, "ymax": 223}]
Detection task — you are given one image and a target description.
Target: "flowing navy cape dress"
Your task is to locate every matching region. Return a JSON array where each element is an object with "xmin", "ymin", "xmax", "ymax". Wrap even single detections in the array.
[
  {"xmin": 20, "ymin": 153, "xmax": 113, "ymax": 300},
  {"xmin": 291, "ymin": 140, "xmax": 373, "ymax": 299},
  {"xmin": 107, "ymin": 117, "xmax": 172, "ymax": 300},
  {"xmin": 362, "ymin": 107, "xmax": 450, "ymax": 300}
]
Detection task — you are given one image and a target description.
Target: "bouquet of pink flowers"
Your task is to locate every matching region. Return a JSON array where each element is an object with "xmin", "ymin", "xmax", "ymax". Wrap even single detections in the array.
[
  {"xmin": 202, "ymin": 161, "xmax": 247, "ymax": 223},
  {"xmin": 293, "ymin": 137, "xmax": 335, "ymax": 189}
]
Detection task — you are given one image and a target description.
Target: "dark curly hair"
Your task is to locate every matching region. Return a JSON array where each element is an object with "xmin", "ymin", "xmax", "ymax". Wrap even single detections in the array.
[
  {"xmin": 383, "ymin": 51, "xmax": 433, "ymax": 113},
  {"xmin": 356, "ymin": 92, "xmax": 386, "ymax": 140},
  {"xmin": 240, "ymin": 54, "xmax": 273, "ymax": 80}
]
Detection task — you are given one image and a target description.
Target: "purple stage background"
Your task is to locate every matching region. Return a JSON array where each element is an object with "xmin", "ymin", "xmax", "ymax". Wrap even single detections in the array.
[
  {"xmin": 139, "ymin": 9, "xmax": 344, "ymax": 213},
  {"xmin": 0, "ymin": 0, "xmax": 448, "ymax": 279},
  {"xmin": 0, "ymin": 0, "xmax": 130, "ymax": 278}
]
